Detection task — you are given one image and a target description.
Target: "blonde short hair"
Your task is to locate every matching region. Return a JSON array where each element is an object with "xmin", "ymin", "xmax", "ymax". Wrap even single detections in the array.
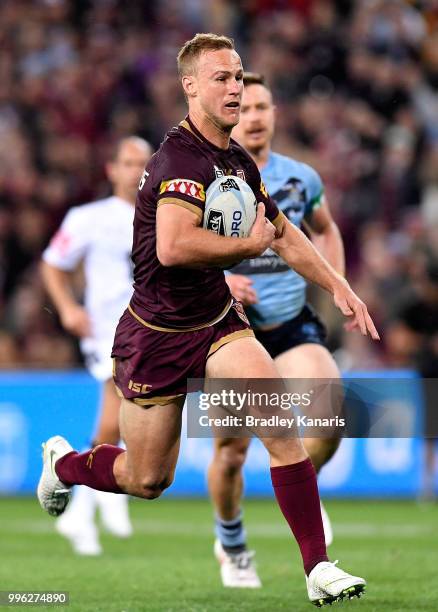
[{"xmin": 177, "ymin": 33, "xmax": 235, "ymax": 77}]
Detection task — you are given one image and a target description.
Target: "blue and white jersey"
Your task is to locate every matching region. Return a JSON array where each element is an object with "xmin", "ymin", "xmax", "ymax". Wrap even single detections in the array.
[{"xmin": 231, "ymin": 151, "xmax": 323, "ymax": 327}]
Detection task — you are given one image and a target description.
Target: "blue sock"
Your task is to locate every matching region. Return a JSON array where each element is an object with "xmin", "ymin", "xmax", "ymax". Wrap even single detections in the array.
[{"xmin": 215, "ymin": 511, "xmax": 247, "ymax": 552}]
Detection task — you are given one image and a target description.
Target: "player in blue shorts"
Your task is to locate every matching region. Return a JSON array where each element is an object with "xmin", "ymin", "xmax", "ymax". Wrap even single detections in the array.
[{"xmin": 209, "ymin": 73, "xmax": 345, "ymax": 588}]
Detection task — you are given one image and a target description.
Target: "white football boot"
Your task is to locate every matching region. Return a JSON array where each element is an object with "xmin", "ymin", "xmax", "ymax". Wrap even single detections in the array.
[
  {"xmin": 320, "ymin": 502, "xmax": 333, "ymax": 547},
  {"xmin": 307, "ymin": 560, "xmax": 366, "ymax": 607},
  {"xmin": 214, "ymin": 539, "xmax": 262, "ymax": 588},
  {"xmin": 95, "ymin": 491, "xmax": 133, "ymax": 538},
  {"xmin": 55, "ymin": 486, "xmax": 102, "ymax": 555},
  {"xmin": 37, "ymin": 435, "xmax": 74, "ymax": 517}
]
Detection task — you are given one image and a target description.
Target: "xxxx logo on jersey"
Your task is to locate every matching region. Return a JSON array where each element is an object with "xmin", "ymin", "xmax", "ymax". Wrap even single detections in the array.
[{"xmin": 160, "ymin": 179, "xmax": 205, "ymax": 201}]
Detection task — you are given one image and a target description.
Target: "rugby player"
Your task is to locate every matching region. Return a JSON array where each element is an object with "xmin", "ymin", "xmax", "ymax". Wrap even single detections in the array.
[
  {"xmin": 41, "ymin": 137, "xmax": 152, "ymax": 554},
  {"xmin": 209, "ymin": 73, "xmax": 343, "ymax": 587},
  {"xmin": 38, "ymin": 34, "xmax": 378, "ymax": 606}
]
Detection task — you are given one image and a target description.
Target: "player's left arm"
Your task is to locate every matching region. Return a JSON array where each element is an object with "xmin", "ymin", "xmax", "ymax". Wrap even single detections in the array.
[
  {"xmin": 303, "ymin": 196, "xmax": 345, "ymax": 277},
  {"xmin": 247, "ymin": 157, "xmax": 377, "ymax": 338},
  {"xmin": 270, "ymin": 213, "xmax": 379, "ymax": 339}
]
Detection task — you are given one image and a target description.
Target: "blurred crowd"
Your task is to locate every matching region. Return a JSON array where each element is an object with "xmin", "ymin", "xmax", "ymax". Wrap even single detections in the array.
[{"xmin": 0, "ymin": 0, "xmax": 437, "ymax": 374}]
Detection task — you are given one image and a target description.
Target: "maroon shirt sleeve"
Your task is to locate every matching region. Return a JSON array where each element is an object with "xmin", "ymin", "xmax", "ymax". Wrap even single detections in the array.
[
  {"xmin": 155, "ymin": 141, "xmax": 208, "ymax": 220},
  {"xmin": 254, "ymin": 178, "xmax": 281, "ymax": 224}
]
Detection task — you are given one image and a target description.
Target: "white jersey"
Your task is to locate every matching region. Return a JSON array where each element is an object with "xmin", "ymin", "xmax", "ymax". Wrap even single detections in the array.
[{"xmin": 43, "ymin": 196, "xmax": 134, "ymax": 380}]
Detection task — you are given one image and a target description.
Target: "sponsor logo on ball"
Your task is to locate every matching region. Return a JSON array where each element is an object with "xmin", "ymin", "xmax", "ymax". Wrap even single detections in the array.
[
  {"xmin": 230, "ymin": 210, "xmax": 243, "ymax": 237},
  {"xmin": 206, "ymin": 209, "xmax": 226, "ymax": 235},
  {"xmin": 219, "ymin": 178, "xmax": 240, "ymax": 192}
]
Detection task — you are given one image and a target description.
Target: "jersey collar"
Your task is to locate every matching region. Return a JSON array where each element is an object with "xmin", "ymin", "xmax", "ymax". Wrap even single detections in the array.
[{"xmin": 181, "ymin": 115, "xmax": 231, "ymax": 153}]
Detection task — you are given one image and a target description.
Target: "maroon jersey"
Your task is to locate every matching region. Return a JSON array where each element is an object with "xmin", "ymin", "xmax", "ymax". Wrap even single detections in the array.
[{"xmin": 130, "ymin": 116, "xmax": 280, "ymax": 330}]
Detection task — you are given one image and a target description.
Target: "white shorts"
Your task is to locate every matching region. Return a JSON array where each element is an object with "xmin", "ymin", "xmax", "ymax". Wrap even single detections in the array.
[{"xmin": 80, "ymin": 337, "xmax": 113, "ymax": 382}]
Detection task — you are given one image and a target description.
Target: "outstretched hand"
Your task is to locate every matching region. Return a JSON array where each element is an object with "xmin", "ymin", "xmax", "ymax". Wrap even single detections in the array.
[{"xmin": 333, "ymin": 279, "xmax": 380, "ymax": 340}]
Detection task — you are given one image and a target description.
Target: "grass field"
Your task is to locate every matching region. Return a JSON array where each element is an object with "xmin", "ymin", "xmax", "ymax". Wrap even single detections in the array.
[{"xmin": 1, "ymin": 497, "xmax": 437, "ymax": 611}]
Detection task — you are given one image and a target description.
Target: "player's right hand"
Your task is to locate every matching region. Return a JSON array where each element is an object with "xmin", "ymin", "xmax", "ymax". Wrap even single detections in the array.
[
  {"xmin": 60, "ymin": 304, "xmax": 91, "ymax": 338},
  {"xmin": 225, "ymin": 273, "xmax": 258, "ymax": 305},
  {"xmin": 247, "ymin": 203, "xmax": 275, "ymax": 257}
]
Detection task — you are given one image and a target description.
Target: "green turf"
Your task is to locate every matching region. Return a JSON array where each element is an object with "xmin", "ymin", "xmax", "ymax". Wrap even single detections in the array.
[{"xmin": 1, "ymin": 497, "xmax": 437, "ymax": 611}]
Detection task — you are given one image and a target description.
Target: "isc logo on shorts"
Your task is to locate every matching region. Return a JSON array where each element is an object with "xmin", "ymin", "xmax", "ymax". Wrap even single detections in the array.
[
  {"xmin": 128, "ymin": 379, "xmax": 152, "ymax": 394},
  {"xmin": 206, "ymin": 209, "xmax": 226, "ymax": 235}
]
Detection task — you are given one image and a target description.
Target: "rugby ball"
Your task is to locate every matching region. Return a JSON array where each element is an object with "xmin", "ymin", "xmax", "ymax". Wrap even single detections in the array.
[{"xmin": 203, "ymin": 176, "xmax": 257, "ymax": 238}]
